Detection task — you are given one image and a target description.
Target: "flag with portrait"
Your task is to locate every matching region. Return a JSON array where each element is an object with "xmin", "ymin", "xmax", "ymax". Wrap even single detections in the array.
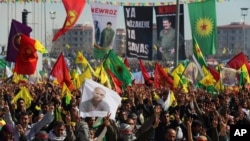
[
  {"xmin": 90, "ymin": 3, "xmax": 119, "ymax": 59},
  {"xmin": 220, "ymin": 67, "xmax": 239, "ymax": 86},
  {"xmin": 79, "ymin": 79, "xmax": 122, "ymax": 120}
]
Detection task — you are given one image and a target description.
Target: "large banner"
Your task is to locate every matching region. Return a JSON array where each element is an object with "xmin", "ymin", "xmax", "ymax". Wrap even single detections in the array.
[
  {"xmin": 79, "ymin": 79, "xmax": 122, "ymax": 120},
  {"xmin": 124, "ymin": 6, "xmax": 153, "ymax": 60},
  {"xmin": 155, "ymin": 5, "xmax": 186, "ymax": 61},
  {"xmin": 90, "ymin": 3, "xmax": 119, "ymax": 59}
]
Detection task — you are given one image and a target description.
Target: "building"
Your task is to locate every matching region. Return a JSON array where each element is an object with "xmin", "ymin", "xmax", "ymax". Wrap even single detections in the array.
[
  {"xmin": 216, "ymin": 22, "xmax": 250, "ymax": 58},
  {"xmin": 51, "ymin": 23, "xmax": 93, "ymax": 59},
  {"xmin": 113, "ymin": 28, "xmax": 126, "ymax": 57},
  {"xmin": 51, "ymin": 23, "xmax": 192, "ymax": 61}
]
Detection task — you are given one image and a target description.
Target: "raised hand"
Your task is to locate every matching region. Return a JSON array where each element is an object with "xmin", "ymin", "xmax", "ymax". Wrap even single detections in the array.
[
  {"xmin": 65, "ymin": 111, "xmax": 71, "ymax": 125},
  {"xmin": 103, "ymin": 112, "xmax": 111, "ymax": 127},
  {"xmin": 16, "ymin": 124, "xmax": 25, "ymax": 135},
  {"xmin": 186, "ymin": 117, "xmax": 193, "ymax": 128},
  {"xmin": 153, "ymin": 115, "xmax": 160, "ymax": 128},
  {"xmin": 3, "ymin": 101, "xmax": 9, "ymax": 112}
]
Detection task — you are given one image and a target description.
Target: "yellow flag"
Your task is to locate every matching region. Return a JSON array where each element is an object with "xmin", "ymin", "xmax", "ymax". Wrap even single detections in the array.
[
  {"xmin": 79, "ymin": 65, "xmax": 92, "ymax": 85},
  {"xmin": 172, "ymin": 73, "xmax": 181, "ymax": 89},
  {"xmin": 199, "ymin": 73, "xmax": 216, "ymax": 86},
  {"xmin": 153, "ymin": 44, "xmax": 158, "ymax": 50},
  {"xmin": 12, "ymin": 73, "xmax": 27, "ymax": 84},
  {"xmin": 34, "ymin": 40, "xmax": 48, "ymax": 53},
  {"xmin": 222, "ymin": 47, "xmax": 226, "ymax": 54},
  {"xmin": 239, "ymin": 64, "xmax": 250, "ymax": 84},
  {"xmin": 75, "ymin": 51, "xmax": 95, "ymax": 75},
  {"xmin": 170, "ymin": 91, "xmax": 177, "ymax": 107},
  {"xmin": 75, "ymin": 51, "xmax": 88, "ymax": 66},
  {"xmin": 65, "ymin": 43, "xmax": 70, "ymax": 49},
  {"xmin": 201, "ymin": 66, "xmax": 210, "ymax": 76},
  {"xmin": 94, "ymin": 63, "xmax": 111, "ymax": 88},
  {"xmin": 71, "ymin": 69, "xmax": 81, "ymax": 89},
  {"xmin": 12, "ymin": 72, "xmax": 21, "ymax": 83},
  {"xmin": 11, "ymin": 86, "xmax": 33, "ymax": 108},
  {"xmin": 163, "ymin": 67, "xmax": 170, "ymax": 73},
  {"xmin": 215, "ymin": 80, "xmax": 224, "ymax": 91},
  {"xmin": 153, "ymin": 91, "xmax": 160, "ymax": 100},
  {"xmin": 171, "ymin": 63, "xmax": 185, "ymax": 76},
  {"xmin": 62, "ymin": 83, "xmax": 72, "ymax": 105}
]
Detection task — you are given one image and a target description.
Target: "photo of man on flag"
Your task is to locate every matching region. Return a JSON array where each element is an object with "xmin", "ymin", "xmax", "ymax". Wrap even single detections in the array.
[{"xmin": 79, "ymin": 79, "xmax": 122, "ymax": 120}]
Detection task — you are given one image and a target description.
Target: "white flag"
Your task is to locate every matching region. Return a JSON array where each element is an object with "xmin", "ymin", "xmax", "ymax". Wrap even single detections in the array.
[{"xmin": 79, "ymin": 79, "xmax": 121, "ymax": 120}]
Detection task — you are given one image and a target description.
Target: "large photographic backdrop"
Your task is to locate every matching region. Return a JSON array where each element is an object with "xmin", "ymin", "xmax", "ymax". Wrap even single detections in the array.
[
  {"xmin": 91, "ymin": 3, "xmax": 119, "ymax": 59},
  {"xmin": 155, "ymin": 5, "xmax": 186, "ymax": 61},
  {"xmin": 124, "ymin": 6, "xmax": 153, "ymax": 60}
]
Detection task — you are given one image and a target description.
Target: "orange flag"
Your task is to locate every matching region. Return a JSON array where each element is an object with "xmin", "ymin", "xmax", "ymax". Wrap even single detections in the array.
[
  {"xmin": 50, "ymin": 53, "xmax": 74, "ymax": 90},
  {"xmin": 14, "ymin": 34, "xmax": 38, "ymax": 75},
  {"xmin": 154, "ymin": 63, "xmax": 173, "ymax": 89},
  {"xmin": 52, "ymin": 0, "xmax": 86, "ymax": 41}
]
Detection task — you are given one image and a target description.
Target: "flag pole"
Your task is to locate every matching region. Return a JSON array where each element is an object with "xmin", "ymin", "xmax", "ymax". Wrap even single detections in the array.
[
  {"xmin": 102, "ymin": 49, "xmax": 112, "ymax": 64},
  {"xmin": 174, "ymin": 0, "xmax": 180, "ymax": 67}
]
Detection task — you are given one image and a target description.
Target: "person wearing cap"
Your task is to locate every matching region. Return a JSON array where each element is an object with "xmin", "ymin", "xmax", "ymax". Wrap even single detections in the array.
[
  {"xmin": 33, "ymin": 130, "xmax": 48, "ymax": 141},
  {"xmin": 3, "ymin": 102, "xmax": 55, "ymax": 141},
  {"xmin": 119, "ymin": 123, "xmax": 136, "ymax": 141},
  {"xmin": 0, "ymin": 124, "xmax": 15, "ymax": 141}
]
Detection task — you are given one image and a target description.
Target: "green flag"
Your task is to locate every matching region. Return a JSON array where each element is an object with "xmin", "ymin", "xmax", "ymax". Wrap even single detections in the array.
[
  {"xmin": 193, "ymin": 36, "xmax": 207, "ymax": 67},
  {"xmin": 188, "ymin": 0, "xmax": 217, "ymax": 55},
  {"xmin": 103, "ymin": 50, "xmax": 132, "ymax": 88},
  {"xmin": 0, "ymin": 59, "xmax": 7, "ymax": 69}
]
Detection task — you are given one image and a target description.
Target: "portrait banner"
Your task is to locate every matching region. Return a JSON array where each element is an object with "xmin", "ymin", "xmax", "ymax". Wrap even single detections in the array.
[
  {"xmin": 124, "ymin": 6, "xmax": 153, "ymax": 60},
  {"xmin": 154, "ymin": 5, "xmax": 186, "ymax": 61},
  {"xmin": 183, "ymin": 61, "xmax": 198, "ymax": 84},
  {"xmin": 90, "ymin": 3, "xmax": 119, "ymax": 59},
  {"xmin": 220, "ymin": 67, "xmax": 239, "ymax": 86},
  {"xmin": 79, "ymin": 79, "xmax": 122, "ymax": 120}
]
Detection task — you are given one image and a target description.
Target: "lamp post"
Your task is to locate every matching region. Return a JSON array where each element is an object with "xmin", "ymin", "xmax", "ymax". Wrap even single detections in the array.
[
  {"xmin": 49, "ymin": 11, "xmax": 56, "ymax": 57},
  {"xmin": 241, "ymin": 8, "xmax": 248, "ymax": 53},
  {"xmin": 49, "ymin": 11, "xmax": 56, "ymax": 34}
]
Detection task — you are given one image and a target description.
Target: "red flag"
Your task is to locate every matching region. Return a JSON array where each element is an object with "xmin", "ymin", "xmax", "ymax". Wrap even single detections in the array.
[
  {"xmin": 139, "ymin": 59, "xmax": 153, "ymax": 85},
  {"xmin": 207, "ymin": 66, "xmax": 220, "ymax": 81},
  {"xmin": 107, "ymin": 69, "xmax": 123, "ymax": 94},
  {"xmin": 227, "ymin": 52, "xmax": 250, "ymax": 74},
  {"xmin": 50, "ymin": 53, "xmax": 74, "ymax": 90},
  {"xmin": 14, "ymin": 34, "xmax": 38, "ymax": 75},
  {"xmin": 124, "ymin": 57, "xmax": 130, "ymax": 69},
  {"xmin": 154, "ymin": 63, "xmax": 173, "ymax": 89},
  {"xmin": 52, "ymin": 0, "xmax": 86, "ymax": 41}
]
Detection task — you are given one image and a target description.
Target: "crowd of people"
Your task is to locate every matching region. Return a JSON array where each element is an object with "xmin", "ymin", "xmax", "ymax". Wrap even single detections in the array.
[{"xmin": 0, "ymin": 78, "xmax": 249, "ymax": 141}]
